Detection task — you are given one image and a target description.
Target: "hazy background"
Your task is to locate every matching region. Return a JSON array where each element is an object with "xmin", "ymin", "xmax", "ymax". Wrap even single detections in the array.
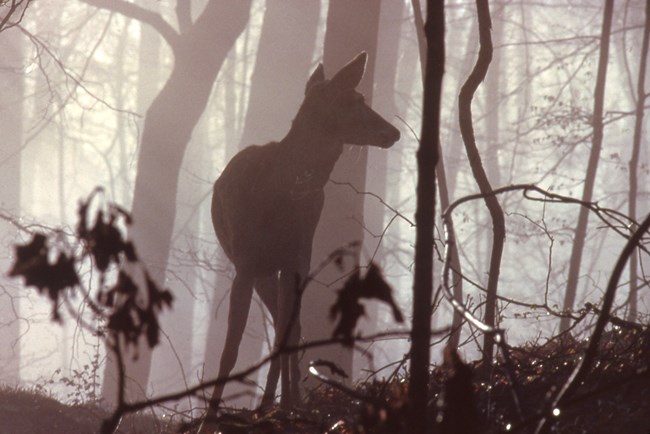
[{"xmin": 0, "ymin": 0, "xmax": 647, "ymax": 411}]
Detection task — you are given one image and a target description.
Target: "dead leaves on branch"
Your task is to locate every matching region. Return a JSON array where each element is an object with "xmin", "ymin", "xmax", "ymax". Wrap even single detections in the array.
[
  {"xmin": 9, "ymin": 188, "xmax": 173, "ymax": 352},
  {"xmin": 9, "ymin": 233, "xmax": 78, "ymax": 321},
  {"xmin": 330, "ymin": 262, "xmax": 404, "ymax": 346}
]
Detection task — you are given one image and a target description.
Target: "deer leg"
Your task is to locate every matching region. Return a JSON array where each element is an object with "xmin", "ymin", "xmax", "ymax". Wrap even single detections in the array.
[
  {"xmin": 207, "ymin": 272, "xmax": 254, "ymax": 415},
  {"xmin": 289, "ymin": 319, "xmax": 301, "ymax": 403},
  {"xmin": 254, "ymin": 276, "xmax": 281, "ymax": 407},
  {"xmin": 278, "ymin": 270, "xmax": 304, "ymax": 409}
]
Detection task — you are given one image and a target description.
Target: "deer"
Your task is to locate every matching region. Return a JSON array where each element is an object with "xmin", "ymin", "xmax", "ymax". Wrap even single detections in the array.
[{"xmin": 207, "ymin": 52, "xmax": 400, "ymax": 415}]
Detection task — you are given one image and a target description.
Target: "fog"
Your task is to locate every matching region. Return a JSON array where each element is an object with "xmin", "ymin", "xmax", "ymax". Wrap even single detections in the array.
[{"xmin": 0, "ymin": 0, "xmax": 647, "ymax": 416}]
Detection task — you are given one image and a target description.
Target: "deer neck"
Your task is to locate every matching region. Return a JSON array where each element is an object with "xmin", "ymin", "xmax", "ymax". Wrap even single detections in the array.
[{"xmin": 281, "ymin": 123, "xmax": 343, "ymax": 196}]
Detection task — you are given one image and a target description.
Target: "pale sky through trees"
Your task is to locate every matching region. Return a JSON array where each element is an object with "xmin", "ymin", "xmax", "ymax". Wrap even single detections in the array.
[{"xmin": 0, "ymin": 0, "xmax": 647, "ymax": 415}]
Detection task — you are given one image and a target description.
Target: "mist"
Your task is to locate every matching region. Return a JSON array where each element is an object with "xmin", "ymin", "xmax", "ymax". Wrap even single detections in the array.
[{"xmin": 0, "ymin": 1, "xmax": 648, "ymax": 432}]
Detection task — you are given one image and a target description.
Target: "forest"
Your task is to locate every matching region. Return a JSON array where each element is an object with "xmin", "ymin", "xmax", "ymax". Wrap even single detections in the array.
[{"xmin": 0, "ymin": 1, "xmax": 648, "ymax": 433}]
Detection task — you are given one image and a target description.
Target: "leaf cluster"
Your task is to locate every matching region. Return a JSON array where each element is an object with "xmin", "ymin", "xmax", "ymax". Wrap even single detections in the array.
[
  {"xmin": 9, "ymin": 188, "xmax": 173, "ymax": 351},
  {"xmin": 329, "ymin": 262, "xmax": 404, "ymax": 346}
]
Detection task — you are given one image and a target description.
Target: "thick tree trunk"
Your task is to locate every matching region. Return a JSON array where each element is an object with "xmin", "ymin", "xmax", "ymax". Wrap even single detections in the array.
[
  {"xmin": 202, "ymin": 0, "xmax": 320, "ymax": 407},
  {"xmin": 301, "ymin": 0, "xmax": 381, "ymax": 389},
  {"xmin": 100, "ymin": 0, "xmax": 252, "ymax": 404},
  {"xmin": 359, "ymin": 0, "xmax": 405, "ymax": 373},
  {"xmin": 0, "ymin": 26, "xmax": 24, "ymax": 386},
  {"xmin": 408, "ymin": 1, "xmax": 444, "ymax": 433},
  {"xmin": 559, "ymin": 0, "xmax": 614, "ymax": 333}
]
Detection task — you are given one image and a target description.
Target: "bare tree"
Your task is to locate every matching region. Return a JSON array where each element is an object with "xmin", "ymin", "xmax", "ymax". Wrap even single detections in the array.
[
  {"xmin": 302, "ymin": 0, "xmax": 382, "ymax": 387},
  {"xmin": 79, "ymin": 0, "xmax": 253, "ymax": 404},
  {"xmin": 203, "ymin": 0, "xmax": 321, "ymax": 407},
  {"xmin": 408, "ymin": 1, "xmax": 444, "ymax": 433},
  {"xmin": 360, "ymin": 0, "xmax": 405, "ymax": 366},
  {"xmin": 458, "ymin": 0, "xmax": 504, "ymax": 368},
  {"xmin": 560, "ymin": 0, "xmax": 614, "ymax": 333},
  {"xmin": 626, "ymin": 0, "xmax": 649, "ymax": 322},
  {"xmin": 0, "ymin": 24, "xmax": 24, "ymax": 385}
]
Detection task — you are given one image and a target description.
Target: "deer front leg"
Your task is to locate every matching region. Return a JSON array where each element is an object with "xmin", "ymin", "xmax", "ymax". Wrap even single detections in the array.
[
  {"xmin": 207, "ymin": 272, "xmax": 255, "ymax": 416},
  {"xmin": 253, "ymin": 276, "xmax": 281, "ymax": 407},
  {"xmin": 277, "ymin": 269, "xmax": 304, "ymax": 409}
]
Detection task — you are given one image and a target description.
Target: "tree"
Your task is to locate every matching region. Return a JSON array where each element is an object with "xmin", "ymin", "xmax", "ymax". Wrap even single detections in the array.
[
  {"xmin": 458, "ymin": 0, "xmax": 504, "ymax": 368},
  {"xmin": 560, "ymin": 0, "xmax": 614, "ymax": 333},
  {"xmin": 0, "ymin": 0, "xmax": 33, "ymax": 32},
  {"xmin": 301, "ymin": 0, "xmax": 382, "ymax": 388},
  {"xmin": 83, "ymin": 0, "xmax": 253, "ymax": 404},
  {"xmin": 202, "ymin": 0, "xmax": 321, "ymax": 407},
  {"xmin": 360, "ymin": 0, "xmax": 406, "ymax": 351},
  {"xmin": 408, "ymin": 1, "xmax": 444, "ymax": 433},
  {"xmin": 0, "ymin": 24, "xmax": 24, "ymax": 386},
  {"xmin": 626, "ymin": 0, "xmax": 649, "ymax": 322}
]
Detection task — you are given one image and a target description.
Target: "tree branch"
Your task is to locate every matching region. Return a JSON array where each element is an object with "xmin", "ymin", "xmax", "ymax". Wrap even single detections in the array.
[
  {"xmin": 79, "ymin": 0, "xmax": 179, "ymax": 50},
  {"xmin": 0, "ymin": 0, "xmax": 32, "ymax": 32},
  {"xmin": 175, "ymin": 0, "xmax": 192, "ymax": 34}
]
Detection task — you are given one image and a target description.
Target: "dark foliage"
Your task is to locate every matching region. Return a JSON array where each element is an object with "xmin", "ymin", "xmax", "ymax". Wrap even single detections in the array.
[
  {"xmin": 9, "ymin": 233, "xmax": 79, "ymax": 321},
  {"xmin": 9, "ymin": 188, "xmax": 173, "ymax": 352},
  {"xmin": 434, "ymin": 347, "xmax": 480, "ymax": 434},
  {"xmin": 181, "ymin": 327, "xmax": 649, "ymax": 434},
  {"xmin": 329, "ymin": 262, "xmax": 403, "ymax": 346}
]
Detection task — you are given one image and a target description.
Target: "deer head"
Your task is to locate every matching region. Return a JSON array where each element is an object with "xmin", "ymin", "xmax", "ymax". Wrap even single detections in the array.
[{"xmin": 298, "ymin": 52, "xmax": 400, "ymax": 149}]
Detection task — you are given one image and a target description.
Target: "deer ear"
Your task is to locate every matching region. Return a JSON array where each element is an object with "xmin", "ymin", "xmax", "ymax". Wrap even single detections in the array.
[
  {"xmin": 330, "ymin": 51, "xmax": 367, "ymax": 90},
  {"xmin": 305, "ymin": 63, "xmax": 325, "ymax": 95}
]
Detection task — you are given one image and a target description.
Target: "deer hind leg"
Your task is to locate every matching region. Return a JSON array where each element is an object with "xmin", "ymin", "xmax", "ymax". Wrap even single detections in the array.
[
  {"xmin": 207, "ymin": 272, "xmax": 255, "ymax": 415},
  {"xmin": 253, "ymin": 275, "xmax": 281, "ymax": 407},
  {"xmin": 278, "ymin": 270, "xmax": 304, "ymax": 408}
]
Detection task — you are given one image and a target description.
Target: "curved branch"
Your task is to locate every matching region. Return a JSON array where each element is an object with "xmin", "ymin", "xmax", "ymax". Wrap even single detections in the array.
[
  {"xmin": 79, "ymin": 0, "xmax": 179, "ymax": 51},
  {"xmin": 458, "ymin": 0, "xmax": 504, "ymax": 367}
]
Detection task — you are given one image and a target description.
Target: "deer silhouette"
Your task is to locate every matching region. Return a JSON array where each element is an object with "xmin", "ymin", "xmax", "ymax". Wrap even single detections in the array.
[{"xmin": 208, "ymin": 52, "xmax": 400, "ymax": 413}]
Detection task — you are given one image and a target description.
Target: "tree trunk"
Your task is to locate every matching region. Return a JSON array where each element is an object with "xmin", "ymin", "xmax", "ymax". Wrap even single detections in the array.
[
  {"xmin": 408, "ymin": 1, "xmax": 444, "ymax": 433},
  {"xmin": 301, "ymin": 0, "xmax": 381, "ymax": 389},
  {"xmin": 626, "ymin": 0, "xmax": 649, "ymax": 323},
  {"xmin": 412, "ymin": 0, "xmax": 465, "ymax": 350},
  {"xmin": 443, "ymin": 7, "xmax": 479, "ymax": 200},
  {"xmin": 0, "ymin": 25, "xmax": 24, "ymax": 386},
  {"xmin": 484, "ymin": 3, "xmax": 503, "ymax": 187},
  {"xmin": 458, "ymin": 0, "xmax": 504, "ymax": 368},
  {"xmin": 100, "ymin": 0, "xmax": 252, "ymax": 404},
  {"xmin": 559, "ymin": 0, "xmax": 614, "ymax": 333},
  {"xmin": 202, "ymin": 0, "xmax": 320, "ymax": 407},
  {"xmin": 359, "ymin": 0, "xmax": 405, "ymax": 374}
]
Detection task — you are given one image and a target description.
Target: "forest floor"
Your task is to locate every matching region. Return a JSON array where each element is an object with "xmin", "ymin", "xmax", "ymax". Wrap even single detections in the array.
[{"xmin": 2, "ymin": 326, "xmax": 648, "ymax": 434}]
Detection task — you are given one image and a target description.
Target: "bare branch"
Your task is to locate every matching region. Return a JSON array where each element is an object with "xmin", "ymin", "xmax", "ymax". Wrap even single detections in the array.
[
  {"xmin": 175, "ymin": 0, "xmax": 192, "ymax": 34},
  {"xmin": 79, "ymin": 0, "xmax": 179, "ymax": 50},
  {"xmin": 0, "ymin": 0, "xmax": 32, "ymax": 32}
]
